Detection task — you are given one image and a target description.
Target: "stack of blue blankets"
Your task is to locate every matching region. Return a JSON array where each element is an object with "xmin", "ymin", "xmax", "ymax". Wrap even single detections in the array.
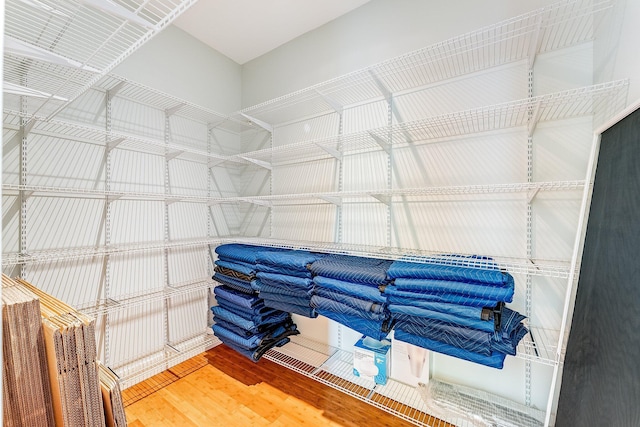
[
  {"xmin": 386, "ymin": 256, "xmax": 528, "ymax": 369},
  {"xmin": 211, "ymin": 244, "xmax": 299, "ymax": 361},
  {"xmin": 211, "ymin": 244, "xmax": 529, "ymax": 369},
  {"xmin": 254, "ymin": 250, "xmax": 325, "ymax": 318},
  {"xmin": 309, "ymin": 254, "xmax": 393, "ymax": 341}
]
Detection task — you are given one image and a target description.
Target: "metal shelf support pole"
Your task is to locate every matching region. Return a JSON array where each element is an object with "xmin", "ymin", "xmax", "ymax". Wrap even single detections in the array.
[
  {"xmin": 19, "ymin": 90, "xmax": 29, "ymax": 279},
  {"xmin": 525, "ymin": 68, "xmax": 535, "ymax": 408}
]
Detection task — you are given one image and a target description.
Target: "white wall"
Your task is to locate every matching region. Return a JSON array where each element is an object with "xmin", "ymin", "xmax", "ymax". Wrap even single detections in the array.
[
  {"xmin": 114, "ymin": 25, "xmax": 242, "ymax": 115},
  {"xmin": 241, "ymin": 0, "xmax": 558, "ymax": 107},
  {"xmin": 594, "ymin": 0, "xmax": 640, "ymax": 106}
]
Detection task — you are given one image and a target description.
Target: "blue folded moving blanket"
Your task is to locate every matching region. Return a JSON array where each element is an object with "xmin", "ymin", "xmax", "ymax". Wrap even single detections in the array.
[
  {"xmin": 214, "ymin": 318, "xmax": 256, "ymax": 338},
  {"xmin": 390, "ymin": 306, "xmax": 496, "ymax": 333},
  {"xmin": 257, "ymin": 250, "xmax": 325, "ymax": 271},
  {"xmin": 257, "ymin": 263, "xmax": 312, "ymax": 278},
  {"xmin": 394, "ymin": 329, "xmax": 506, "ymax": 369},
  {"xmin": 383, "ymin": 286, "xmax": 498, "ymax": 308},
  {"xmin": 215, "ymin": 259, "xmax": 256, "ymax": 277},
  {"xmin": 395, "ymin": 320, "xmax": 493, "ymax": 356},
  {"xmin": 256, "ymin": 272, "xmax": 313, "ymax": 290},
  {"xmin": 219, "ymin": 336, "xmax": 291, "ymax": 362},
  {"xmin": 387, "ymin": 260, "xmax": 512, "ymax": 286},
  {"xmin": 313, "ymin": 288, "xmax": 385, "ymax": 314},
  {"xmin": 317, "ymin": 309, "xmax": 392, "ymax": 341},
  {"xmin": 215, "ymin": 244, "xmax": 276, "ymax": 265},
  {"xmin": 314, "ymin": 276, "xmax": 387, "ymax": 304},
  {"xmin": 212, "ymin": 322, "xmax": 298, "ymax": 351},
  {"xmin": 311, "ymin": 295, "xmax": 388, "ymax": 322},
  {"xmin": 309, "ymin": 254, "xmax": 392, "ymax": 285},
  {"xmin": 253, "ymin": 280, "xmax": 313, "ymax": 298},
  {"xmin": 213, "ymin": 272, "xmax": 255, "ymax": 294},
  {"xmin": 258, "ymin": 292, "xmax": 311, "ymax": 307},
  {"xmin": 214, "ymin": 285, "xmax": 262, "ymax": 310},
  {"xmin": 211, "ymin": 305, "xmax": 289, "ymax": 333},
  {"xmin": 386, "ymin": 296, "xmax": 488, "ymax": 320},
  {"xmin": 393, "ymin": 277, "xmax": 514, "ymax": 303},
  {"xmin": 261, "ymin": 298, "xmax": 318, "ymax": 318}
]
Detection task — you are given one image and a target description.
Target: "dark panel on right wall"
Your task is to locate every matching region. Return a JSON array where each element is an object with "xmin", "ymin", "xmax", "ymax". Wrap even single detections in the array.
[{"xmin": 556, "ymin": 108, "xmax": 640, "ymax": 426}]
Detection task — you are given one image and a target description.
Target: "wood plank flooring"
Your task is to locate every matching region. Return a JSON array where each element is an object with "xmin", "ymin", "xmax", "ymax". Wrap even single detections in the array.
[{"xmin": 125, "ymin": 344, "xmax": 452, "ymax": 427}]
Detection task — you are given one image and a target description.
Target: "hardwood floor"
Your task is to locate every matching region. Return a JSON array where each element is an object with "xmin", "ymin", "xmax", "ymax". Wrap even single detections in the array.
[{"xmin": 125, "ymin": 344, "xmax": 451, "ymax": 426}]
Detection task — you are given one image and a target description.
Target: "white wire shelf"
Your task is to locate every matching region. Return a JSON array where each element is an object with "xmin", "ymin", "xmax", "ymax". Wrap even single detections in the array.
[
  {"xmin": 264, "ymin": 333, "xmax": 556, "ymax": 427},
  {"xmin": 2, "ymin": 234, "xmax": 574, "ymax": 277},
  {"xmin": 116, "ymin": 331, "xmax": 219, "ymax": 389},
  {"xmin": 94, "ymin": 75, "xmax": 259, "ymax": 135},
  {"xmin": 1, "ymin": 237, "xmax": 221, "ymax": 267},
  {"xmin": 240, "ymin": 0, "xmax": 613, "ymax": 126},
  {"xmin": 2, "ymin": 110, "xmax": 245, "ymax": 165},
  {"xmin": 234, "ymin": 81, "xmax": 628, "ymax": 167},
  {"xmin": 233, "ymin": 181, "xmax": 585, "ymax": 207},
  {"xmin": 2, "ymin": 184, "xmax": 222, "ymax": 204},
  {"xmin": 220, "ymin": 237, "xmax": 573, "ymax": 279},
  {"xmin": 78, "ymin": 277, "xmax": 215, "ymax": 317},
  {"xmin": 4, "ymin": 0, "xmax": 198, "ymax": 119}
]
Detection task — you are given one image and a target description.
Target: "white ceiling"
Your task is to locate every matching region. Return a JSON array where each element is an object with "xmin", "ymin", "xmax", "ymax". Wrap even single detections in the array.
[{"xmin": 173, "ymin": 0, "xmax": 371, "ymax": 65}]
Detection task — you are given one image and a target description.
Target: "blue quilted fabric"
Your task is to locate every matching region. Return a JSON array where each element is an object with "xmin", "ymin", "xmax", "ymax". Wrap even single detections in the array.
[
  {"xmin": 257, "ymin": 263, "xmax": 312, "ymax": 278},
  {"xmin": 214, "ymin": 285, "xmax": 261, "ymax": 310},
  {"xmin": 212, "ymin": 272, "xmax": 255, "ymax": 294},
  {"xmin": 258, "ymin": 292, "xmax": 310, "ymax": 307},
  {"xmin": 256, "ymin": 250, "xmax": 325, "ymax": 270},
  {"xmin": 309, "ymin": 254, "xmax": 392, "ymax": 285},
  {"xmin": 256, "ymin": 272, "xmax": 313, "ymax": 290},
  {"xmin": 213, "ymin": 318, "xmax": 254, "ymax": 337},
  {"xmin": 310, "ymin": 295, "xmax": 388, "ymax": 322},
  {"xmin": 211, "ymin": 305, "xmax": 289, "ymax": 332},
  {"xmin": 313, "ymin": 276, "xmax": 386, "ymax": 304},
  {"xmin": 393, "ymin": 278, "xmax": 514, "ymax": 303},
  {"xmin": 383, "ymin": 286, "xmax": 498, "ymax": 308},
  {"xmin": 219, "ymin": 336, "xmax": 291, "ymax": 362},
  {"xmin": 212, "ymin": 323, "xmax": 297, "ymax": 351},
  {"xmin": 215, "ymin": 244, "xmax": 279, "ymax": 265},
  {"xmin": 394, "ymin": 329, "xmax": 506, "ymax": 369},
  {"xmin": 388, "ymin": 260, "xmax": 512, "ymax": 286},
  {"xmin": 396, "ymin": 320, "xmax": 493, "ymax": 356},
  {"xmin": 261, "ymin": 298, "xmax": 317, "ymax": 318},
  {"xmin": 313, "ymin": 288, "xmax": 385, "ymax": 314},
  {"xmin": 386, "ymin": 296, "xmax": 487, "ymax": 320},
  {"xmin": 390, "ymin": 306, "xmax": 496, "ymax": 333},
  {"xmin": 316, "ymin": 309, "xmax": 391, "ymax": 341},
  {"xmin": 215, "ymin": 259, "xmax": 256, "ymax": 277},
  {"xmin": 253, "ymin": 280, "xmax": 313, "ymax": 298}
]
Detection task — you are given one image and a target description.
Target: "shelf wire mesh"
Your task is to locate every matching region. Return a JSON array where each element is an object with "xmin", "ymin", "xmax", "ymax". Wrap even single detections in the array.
[{"xmin": 240, "ymin": 0, "xmax": 613, "ymax": 126}]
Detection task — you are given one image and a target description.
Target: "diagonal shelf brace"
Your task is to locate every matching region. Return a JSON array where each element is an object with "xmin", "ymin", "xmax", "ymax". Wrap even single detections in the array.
[
  {"xmin": 107, "ymin": 81, "xmax": 126, "ymax": 98},
  {"xmin": 371, "ymin": 193, "xmax": 392, "ymax": 206},
  {"xmin": 315, "ymin": 90, "xmax": 343, "ymax": 114},
  {"xmin": 527, "ymin": 18, "xmax": 544, "ymax": 69},
  {"xmin": 165, "ymin": 150, "xmax": 185, "ymax": 161},
  {"xmin": 368, "ymin": 132, "xmax": 391, "ymax": 154},
  {"xmin": 106, "ymin": 137, "xmax": 125, "ymax": 151},
  {"xmin": 244, "ymin": 198, "xmax": 272, "ymax": 207},
  {"xmin": 208, "ymin": 158, "xmax": 226, "ymax": 168},
  {"xmin": 368, "ymin": 70, "xmax": 392, "ymax": 101},
  {"xmin": 528, "ymin": 186, "xmax": 541, "ymax": 204},
  {"xmin": 317, "ymin": 195, "xmax": 342, "ymax": 206},
  {"xmin": 528, "ymin": 100, "xmax": 543, "ymax": 137},
  {"xmin": 165, "ymin": 198, "xmax": 182, "ymax": 205},
  {"xmin": 315, "ymin": 143, "xmax": 342, "ymax": 160},
  {"xmin": 240, "ymin": 113, "xmax": 273, "ymax": 133},
  {"xmin": 165, "ymin": 103, "xmax": 186, "ymax": 117},
  {"xmin": 239, "ymin": 156, "xmax": 272, "ymax": 170}
]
